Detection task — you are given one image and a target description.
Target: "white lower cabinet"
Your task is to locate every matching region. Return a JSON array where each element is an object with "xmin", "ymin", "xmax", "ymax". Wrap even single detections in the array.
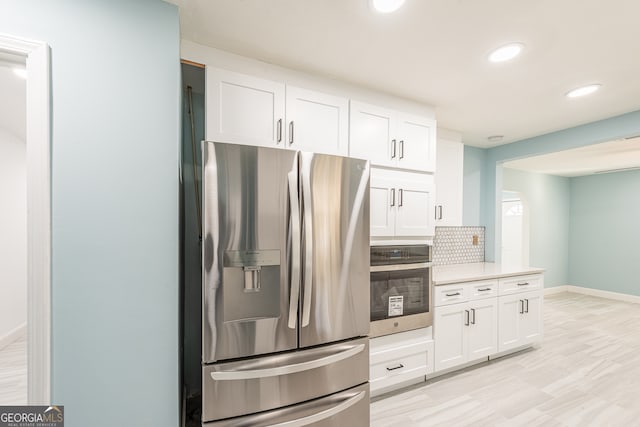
[
  {"xmin": 434, "ymin": 297, "xmax": 497, "ymax": 372},
  {"xmin": 369, "ymin": 329, "xmax": 433, "ymax": 397},
  {"xmin": 433, "ymin": 303, "xmax": 467, "ymax": 371},
  {"xmin": 434, "ymin": 273, "xmax": 543, "ymax": 374},
  {"xmin": 379, "ymin": 273, "xmax": 544, "ymax": 394},
  {"xmin": 498, "ymin": 290, "xmax": 543, "ymax": 352},
  {"xmin": 468, "ymin": 298, "xmax": 499, "ymax": 360}
]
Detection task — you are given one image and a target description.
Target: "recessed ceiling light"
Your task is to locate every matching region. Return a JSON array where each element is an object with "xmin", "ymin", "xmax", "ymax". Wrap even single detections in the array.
[
  {"xmin": 13, "ymin": 67, "xmax": 27, "ymax": 79},
  {"xmin": 566, "ymin": 84, "xmax": 601, "ymax": 98},
  {"xmin": 488, "ymin": 43, "xmax": 524, "ymax": 63},
  {"xmin": 370, "ymin": 0, "xmax": 406, "ymax": 13}
]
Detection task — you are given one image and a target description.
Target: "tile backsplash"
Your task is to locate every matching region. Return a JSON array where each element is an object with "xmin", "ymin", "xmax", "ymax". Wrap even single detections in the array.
[{"xmin": 433, "ymin": 226, "xmax": 485, "ymax": 265}]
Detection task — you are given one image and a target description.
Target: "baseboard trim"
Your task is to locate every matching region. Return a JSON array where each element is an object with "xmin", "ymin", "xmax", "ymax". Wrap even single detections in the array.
[
  {"xmin": 545, "ymin": 285, "xmax": 640, "ymax": 304},
  {"xmin": 565, "ymin": 285, "xmax": 640, "ymax": 304},
  {"xmin": 0, "ymin": 322, "xmax": 27, "ymax": 351}
]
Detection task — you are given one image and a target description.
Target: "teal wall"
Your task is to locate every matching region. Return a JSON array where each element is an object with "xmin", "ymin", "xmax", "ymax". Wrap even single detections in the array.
[
  {"xmin": 480, "ymin": 110, "xmax": 640, "ymax": 261},
  {"xmin": 1, "ymin": 2, "xmax": 180, "ymax": 426},
  {"xmin": 569, "ymin": 170, "xmax": 640, "ymax": 296},
  {"xmin": 462, "ymin": 145, "xmax": 486, "ymax": 225},
  {"xmin": 502, "ymin": 168, "xmax": 570, "ymax": 287}
]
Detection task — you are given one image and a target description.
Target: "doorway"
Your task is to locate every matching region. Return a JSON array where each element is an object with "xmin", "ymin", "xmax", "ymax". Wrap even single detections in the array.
[
  {"xmin": 0, "ymin": 52, "xmax": 27, "ymax": 404},
  {"xmin": 501, "ymin": 191, "xmax": 529, "ymax": 267},
  {"xmin": 0, "ymin": 34, "xmax": 51, "ymax": 405}
]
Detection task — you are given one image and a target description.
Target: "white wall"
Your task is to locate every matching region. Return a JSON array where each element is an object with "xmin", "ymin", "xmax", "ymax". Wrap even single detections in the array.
[{"xmin": 0, "ymin": 127, "xmax": 26, "ymax": 341}]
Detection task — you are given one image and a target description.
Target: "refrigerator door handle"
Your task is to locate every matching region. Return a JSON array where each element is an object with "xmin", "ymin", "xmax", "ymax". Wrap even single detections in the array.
[
  {"xmin": 287, "ymin": 163, "xmax": 301, "ymax": 329},
  {"xmin": 210, "ymin": 343, "xmax": 365, "ymax": 381},
  {"xmin": 270, "ymin": 390, "xmax": 366, "ymax": 427},
  {"xmin": 300, "ymin": 154, "xmax": 314, "ymax": 328}
]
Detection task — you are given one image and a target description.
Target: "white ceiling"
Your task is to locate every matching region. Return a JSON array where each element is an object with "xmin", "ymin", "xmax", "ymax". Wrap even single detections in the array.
[
  {"xmin": 169, "ymin": 0, "xmax": 640, "ymax": 148},
  {"xmin": 0, "ymin": 53, "xmax": 26, "ymax": 142},
  {"xmin": 503, "ymin": 137, "xmax": 640, "ymax": 177}
]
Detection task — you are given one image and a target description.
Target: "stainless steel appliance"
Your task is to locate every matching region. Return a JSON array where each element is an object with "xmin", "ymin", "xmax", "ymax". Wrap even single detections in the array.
[
  {"xmin": 200, "ymin": 141, "xmax": 370, "ymax": 426},
  {"xmin": 369, "ymin": 245, "xmax": 433, "ymax": 338}
]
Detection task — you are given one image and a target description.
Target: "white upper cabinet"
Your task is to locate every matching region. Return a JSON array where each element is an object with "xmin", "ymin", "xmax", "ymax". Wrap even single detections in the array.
[
  {"xmin": 396, "ymin": 113, "xmax": 436, "ymax": 172},
  {"xmin": 349, "ymin": 102, "xmax": 395, "ymax": 166},
  {"xmin": 207, "ymin": 67, "xmax": 285, "ymax": 148},
  {"xmin": 206, "ymin": 67, "xmax": 348, "ymax": 156},
  {"xmin": 435, "ymin": 137, "xmax": 464, "ymax": 226},
  {"xmin": 394, "ymin": 171, "xmax": 435, "ymax": 237},
  {"xmin": 350, "ymin": 101, "xmax": 436, "ymax": 172},
  {"xmin": 285, "ymin": 85, "xmax": 349, "ymax": 156},
  {"xmin": 369, "ymin": 170, "xmax": 397, "ymax": 237},
  {"xmin": 370, "ymin": 168, "xmax": 435, "ymax": 238}
]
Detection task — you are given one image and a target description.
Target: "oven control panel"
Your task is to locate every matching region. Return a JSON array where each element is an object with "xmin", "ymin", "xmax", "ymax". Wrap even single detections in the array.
[{"xmin": 370, "ymin": 245, "xmax": 432, "ymax": 266}]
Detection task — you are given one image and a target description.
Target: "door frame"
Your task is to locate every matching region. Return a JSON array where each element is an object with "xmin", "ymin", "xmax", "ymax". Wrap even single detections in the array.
[{"xmin": 0, "ymin": 33, "xmax": 51, "ymax": 404}]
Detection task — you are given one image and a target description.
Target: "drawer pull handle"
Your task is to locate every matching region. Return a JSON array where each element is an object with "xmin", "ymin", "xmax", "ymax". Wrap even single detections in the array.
[
  {"xmin": 517, "ymin": 282, "xmax": 529, "ymax": 286},
  {"xmin": 478, "ymin": 288, "xmax": 492, "ymax": 292},
  {"xmin": 386, "ymin": 364, "xmax": 404, "ymax": 371},
  {"xmin": 445, "ymin": 292, "xmax": 460, "ymax": 297}
]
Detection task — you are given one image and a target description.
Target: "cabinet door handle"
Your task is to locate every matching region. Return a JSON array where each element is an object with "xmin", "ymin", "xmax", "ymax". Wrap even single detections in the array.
[
  {"xmin": 478, "ymin": 288, "xmax": 492, "ymax": 292},
  {"xmin": 471, "ymin": 308, "xmax": 476, "ymax": 325},
  {"xmin": 398, "ymin": 189, "xmax": 403, "ymax": 207},
  {"xmin": 445, "ymin": 292, "xmax": 460, "ymax": 297},
  {"xmin": 434, "ymin": 205, "xmax": 438, "ymax": 220},
  {"xmin": 399, "ymin": 140, "xmax": 404, "ymax": 159},
  {"xmin": 289, "ymin": 121, "xmax": 294, "ymax": 144},
  {"xmin": 390, "ymin": 188, "xmax": 396, "ymax": 207},
  {"xmin": 276, "ymin": 118, "xmax": 283, "ymax": 143},
  {"xmin": 465, "ymin": 310, "xmax": 470, "ymax": 326},
  {"xmin": 386, "ymin": 363, "xmax": 404, "ymax": 371},
  {"xmin": 517, "ymin": 282, "xmax": 529, "ymax": 287},
  {"xmin": 439, "ymin": 205, "xmax": 443, "ymax": 220},
  {"xmin": 525, "ymin": 298, "xmax": 529, "ymax": 313},
  {"xmin": 519, "ymin": 300, "xmax": 524, "ymax": 314},
  {"xmin": 391, "ymin": 139, "xmax": 397, "ymax": 159}
]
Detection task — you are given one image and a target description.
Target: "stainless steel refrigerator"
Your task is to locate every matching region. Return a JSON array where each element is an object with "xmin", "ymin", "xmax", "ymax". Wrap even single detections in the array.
[{"xmin": 200, "ymin": 141, "xmax": 370, "ymax": 426}]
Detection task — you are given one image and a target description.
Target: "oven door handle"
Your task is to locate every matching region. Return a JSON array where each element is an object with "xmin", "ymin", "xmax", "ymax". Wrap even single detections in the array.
[{"xmin": 370, "ymin": 262, "xmax": 432, "ymax": 272}]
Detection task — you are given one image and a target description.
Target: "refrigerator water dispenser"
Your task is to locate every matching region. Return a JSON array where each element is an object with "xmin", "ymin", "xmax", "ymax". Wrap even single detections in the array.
[{"xmin": 222, "ymin": 250, "xmax": 281, "ymax": 322}]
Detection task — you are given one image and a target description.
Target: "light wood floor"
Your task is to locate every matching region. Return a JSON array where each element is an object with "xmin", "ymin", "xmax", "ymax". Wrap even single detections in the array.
[
  {"xmin": 0, "ymin": 336, "xmax": 27, "ymax": 405},
  {"xmin": 371, "ymin": 292, "xmax": 640, "ymax": 426}
]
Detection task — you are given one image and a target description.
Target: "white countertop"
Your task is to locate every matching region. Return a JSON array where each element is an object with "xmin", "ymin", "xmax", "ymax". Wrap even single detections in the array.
[{"xmin": 432, "ymin": 262, "xmax": 544, "ymax": 286}]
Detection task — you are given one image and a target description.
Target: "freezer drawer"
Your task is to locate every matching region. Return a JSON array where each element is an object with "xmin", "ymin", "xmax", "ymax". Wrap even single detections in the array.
[
  {"xmin": 203, "ymin": 383, "xmax": 369, "ymax": 427},
  {"xmin": 202, "ymin": 337, "xmax": 369, "ymax": 422}
]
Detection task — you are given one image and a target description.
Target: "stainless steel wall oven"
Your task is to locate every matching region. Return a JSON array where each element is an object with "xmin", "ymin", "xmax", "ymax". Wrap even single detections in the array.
[{"xmin": 370, "ymin": 245, "xmax": 433, "ymax": 338}]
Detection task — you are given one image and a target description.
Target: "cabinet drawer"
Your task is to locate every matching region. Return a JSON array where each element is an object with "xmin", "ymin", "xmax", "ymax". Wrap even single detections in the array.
[
  {"xmin": 370, "ymin": 341, "xmax": 428, "ymax": 393},
  {"xmin": 468, "ymin": 280, "xmax": 498, "ymax": 301},
  {"xmin": 434, "ymin": 283, "xmax": 468, "ymax": 306},
  {"xmin": 498, "ymin": 274, "xmax": 543, "ymax": 295}
]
